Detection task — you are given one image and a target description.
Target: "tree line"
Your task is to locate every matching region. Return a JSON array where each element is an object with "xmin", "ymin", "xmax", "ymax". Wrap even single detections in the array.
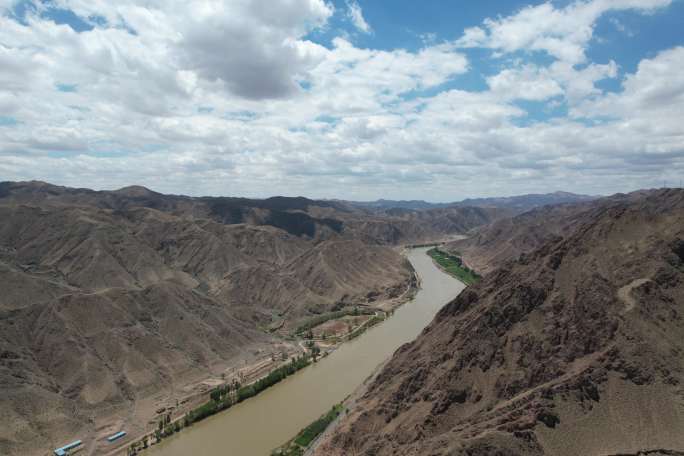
[
  {"xmin": 185, "ymin": 354, "xmax": 312, "ymax": 426},
  {"xmin": 126, "ymin": 354, "xmax": 313, "ymax": 455}
]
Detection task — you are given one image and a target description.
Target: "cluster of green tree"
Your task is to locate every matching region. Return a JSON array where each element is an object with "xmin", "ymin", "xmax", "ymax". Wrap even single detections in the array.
[
  {"xmin": 184, "ymin": 399, "xmax": 221, "ymax": 426},
  {"xmin": 294, "ymin": 307, "xmax": 374, "ymax": 336},
  {"xmin": 305, "ymin": 340, "xmax": 322, "ymax": 361},
  {"xmin": 126, "ymin": 436, "xmax": 149, "ymax": 456},
  {"xmin": 346, "ymin": 312, "xmax": 385, "ymax": 341},
  {"xmin": 209, "ymin": 379, "xmax": 240, "ymax": 402},
  {"xmin": 182, "ymin": 355, "xmax": 311, "ymax": 429},
  {"xmin": 272, "ymin": 404, "xmax": 344, "ymax": 456},
  {"xmin": 295, "ymin": 310, "xmax": 348, "ymax": 335},
  {"xmin": 294, "ymin": 404, "xmax": 343, "ymax": 447},
  {"xmin": 406, "ymin": 242, "xmax": 442, "ymax": 248},
  {"xmin": 162, "ymin": 421, "xmax": 180, "ymax": 438},
  {"xmin": 236, "ymin": 354, "xmax": 311, "ymax": 402},
  {"xmin": 427, "ymin": 248, "xmax": 481, "ymax": 285},
  {"xmin": 131, "ymin": 362, "xmax": 308, "ymax": 454},
  {"xmin": 127, "ymin": 412, "xmax": 178, "ymax": 454},
  {"xmin": 150, "ymin": 412, "xmax": 182, "ymax": 443}
]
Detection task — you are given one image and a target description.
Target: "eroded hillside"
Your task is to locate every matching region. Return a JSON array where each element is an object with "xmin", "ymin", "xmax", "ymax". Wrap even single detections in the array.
[
  {"xmin": 0, "ymin": 181, "xmax": 431, "ymax": 456},
  {"xmin": 315, "ymin": 189, "xmax": 684, "ymax": 456}
]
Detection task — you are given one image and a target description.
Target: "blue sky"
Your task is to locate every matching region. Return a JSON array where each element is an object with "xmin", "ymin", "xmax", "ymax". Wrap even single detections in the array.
[{"xmin": 0, "ymin": 0, "xmax": 683, "ymax": 200}]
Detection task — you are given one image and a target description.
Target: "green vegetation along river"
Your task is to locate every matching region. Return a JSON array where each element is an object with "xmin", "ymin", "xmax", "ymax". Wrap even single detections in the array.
[{"xmin": 146, "ymin": 247, "xmax": 466, "ymax": 456}]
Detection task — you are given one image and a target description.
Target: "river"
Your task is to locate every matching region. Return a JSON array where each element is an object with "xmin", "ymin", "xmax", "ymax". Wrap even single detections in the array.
[{"xmin": 146, "ymin": 247, "xmax": 465, "ymax": 456}]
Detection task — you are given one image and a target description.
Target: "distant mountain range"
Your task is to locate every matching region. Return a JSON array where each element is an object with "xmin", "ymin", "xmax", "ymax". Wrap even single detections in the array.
[
  {"xmin": 349, "ymin": 198, "xmax": 454, "ymax": 210},
  {"xmin": 348, "ymin": 191, "xmax": 597, "ymax": 213}
]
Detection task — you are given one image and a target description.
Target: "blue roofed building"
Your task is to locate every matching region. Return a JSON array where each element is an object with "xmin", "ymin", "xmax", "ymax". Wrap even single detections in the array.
[{"xmin": 53, "ymin": 440, "xmax": 82, "ymax": 455}]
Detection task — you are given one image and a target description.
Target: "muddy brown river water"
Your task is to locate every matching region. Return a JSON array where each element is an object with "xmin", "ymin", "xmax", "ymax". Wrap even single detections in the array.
[{"xmin": 146, "ymin": 247, "xmax": 465, "ymax": 456}]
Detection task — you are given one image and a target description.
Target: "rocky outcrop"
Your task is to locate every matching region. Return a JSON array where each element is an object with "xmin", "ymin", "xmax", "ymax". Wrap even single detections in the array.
[{"xmin": 316, "ymin": 189, "xmax": 684, "ymax": 456}]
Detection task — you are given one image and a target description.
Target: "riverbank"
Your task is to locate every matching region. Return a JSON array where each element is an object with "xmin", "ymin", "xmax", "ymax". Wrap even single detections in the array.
[
  {"xmin": 137, "ymin": 248, "xmax": 465, "ymax": 456},
  {"xmin": 287, "ymin": 254, "xmax": 475, "ymax": 456},
  {"xmin": 301, "ymin": 356, "xmax": 391, "ymax": 456},
  {"xmin": 427, "ymin": 247, "xmax": 480, "ymax": 285},
  {"xmin": 272, "ymin": 403, "xmax": 344, "ymax": 456},
  {"xmin": 111, "ymin": 269, "xmax": 419, "ymax": 455},
  {"xmin": 302, "ymin": 252, "xmax": 470, "ymax": 455}
]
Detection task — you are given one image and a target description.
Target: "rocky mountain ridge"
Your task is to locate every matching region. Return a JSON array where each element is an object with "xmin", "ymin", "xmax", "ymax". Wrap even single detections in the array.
[
  {"xmin": 0, "ymin": 181, "xmax": 505, "ymax": 245},
  {"xmin": 315, "ymin": 189, "xmax": 684, "ymax": 456},
  {"xmin": 346, "ymin": 191, "xmax": 595, "ymax": 213}
]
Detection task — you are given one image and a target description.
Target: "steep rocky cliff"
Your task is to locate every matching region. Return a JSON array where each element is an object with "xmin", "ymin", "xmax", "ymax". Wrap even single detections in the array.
[{"xmin": 316, "ymin": 189, "xmax": 684, "ymax": 456}]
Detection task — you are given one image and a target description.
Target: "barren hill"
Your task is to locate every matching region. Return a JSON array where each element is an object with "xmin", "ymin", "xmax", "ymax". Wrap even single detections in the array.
[
  {"xmin": 339, "ymin": 205, "xmax": 509, "ymax": 245},
  {"xmin": 315, "ymin": 189, "xmax": 684, "ymax": 456},
  {"xmin": 451, "ymin": 191, "xmax": 597, "ymax": 212},
  {"xmin": 446, "ymin": 191, "xmax": 657, "ymax": 275},
  {"xmin": 446, "ymin": 201, "xmax": 597, "ymax": 275},
  {"xmin": 348, "ymin": 191, "xmax": 595, "ymax": 213},
  {"xmin": 0, "ymin": 181, "xmax": 502, "ymax": 244},
  {"xmin": 0, "ymin": 181, "xmax": 445, "ymax": 455}
]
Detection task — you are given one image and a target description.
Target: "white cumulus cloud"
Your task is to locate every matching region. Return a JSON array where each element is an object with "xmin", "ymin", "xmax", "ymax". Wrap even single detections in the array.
[
  {"xmin": 0, "ymin": 0, "xmax": 682, "ymax": 200},
  {"xmin": 456, "ymin": 0, "xmax": 672, "ymax": 64}
]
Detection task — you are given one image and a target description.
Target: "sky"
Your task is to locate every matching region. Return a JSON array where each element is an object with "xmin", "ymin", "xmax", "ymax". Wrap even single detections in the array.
[{"xmin": 0, "ymin": 0, "xmax": 683, "ymax": 201}]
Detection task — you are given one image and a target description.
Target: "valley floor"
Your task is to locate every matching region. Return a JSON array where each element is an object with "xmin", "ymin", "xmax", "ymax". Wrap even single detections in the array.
[
  {"xmin": 120, "ymin": 248, "xmax": 463, "ymax": 456},
  {"xmin": 94, "ymin": 284, "xmax": 418, "ymax": 456}
]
